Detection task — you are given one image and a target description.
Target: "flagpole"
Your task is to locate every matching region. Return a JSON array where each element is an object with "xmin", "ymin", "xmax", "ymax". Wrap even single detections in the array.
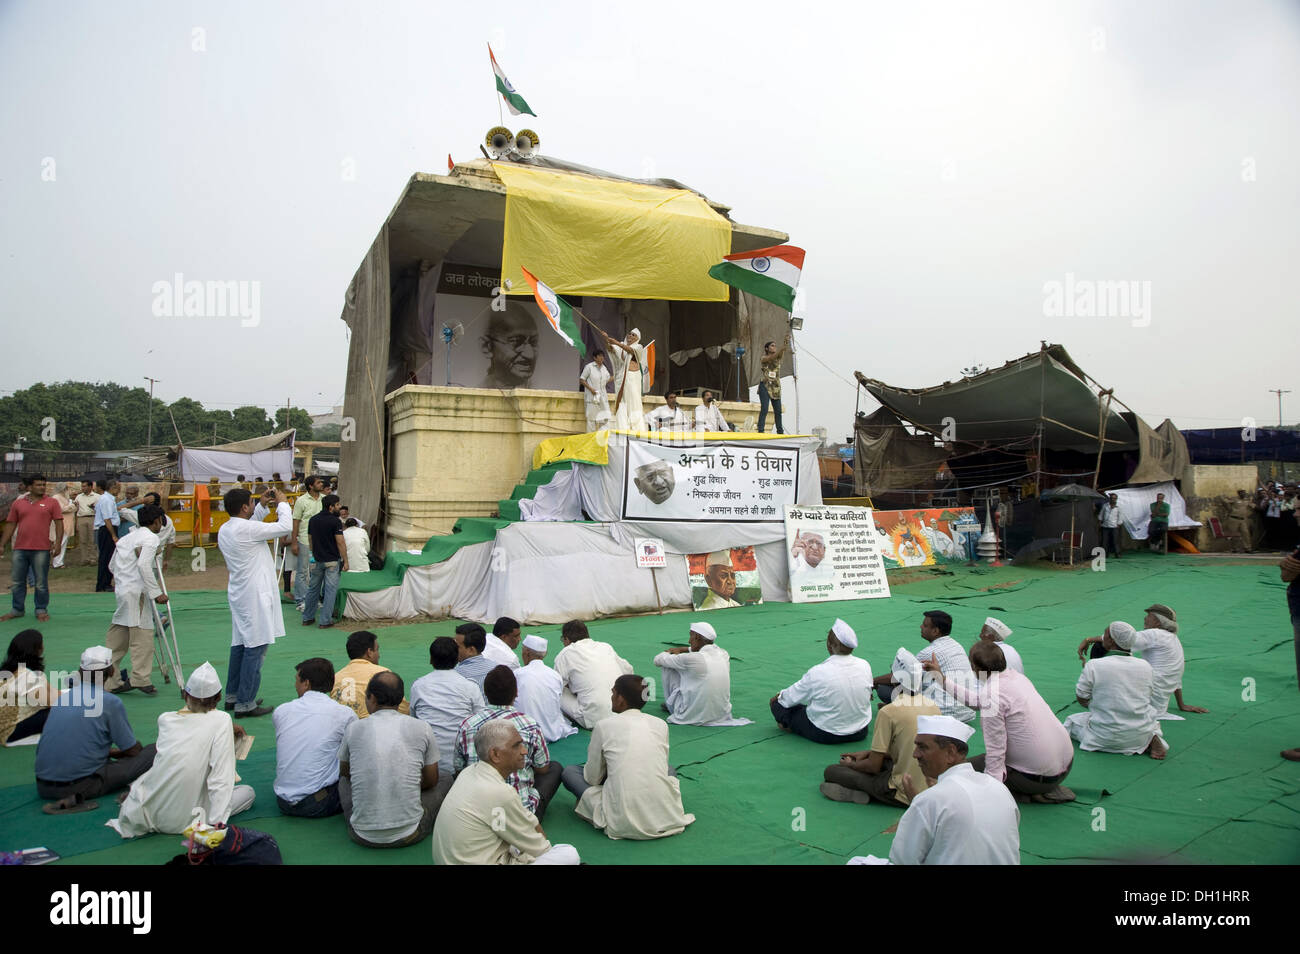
[{"xmin": 789, "ymin": 318, "xmax": 801, "ymax": 434}]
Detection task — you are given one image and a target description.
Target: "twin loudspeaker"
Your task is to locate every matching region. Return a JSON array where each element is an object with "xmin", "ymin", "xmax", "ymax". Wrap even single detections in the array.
[{"xmin": 484, "ymin": 126, "xmax": 540, "ymax": 159}]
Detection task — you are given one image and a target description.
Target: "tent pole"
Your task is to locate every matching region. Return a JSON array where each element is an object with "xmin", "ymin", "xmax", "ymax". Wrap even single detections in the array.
[
  {"xmin": 1093, "ymin": 390, "xmax": 1112, "ymax": 490},
  {"xmin": 790, "ymin": 323, "xmax": 800, "ymax": 434}
]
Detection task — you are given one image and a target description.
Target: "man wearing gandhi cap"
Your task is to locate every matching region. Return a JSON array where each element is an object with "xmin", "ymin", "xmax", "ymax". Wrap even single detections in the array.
[
  {"xmin": 1063, "ymin": 622, "xmax": 1168, "ymax": 759},
  {"xmin": 601, "ymin": 326, "xmax": 648, "ymax": 431},
  {"xmin": 34, "ymin": 646, "xmax": 157, "ymax": 814},
  {"xmin": 1074, "ymin": 603, "xmax": 1205, "ymax": 719},
  {"xmin": 699, "ymin": 550, "xmax": 741, "ymax": 610},
  {"xmin": 108, "ymin": 662, "xmax": 256, "ymax": 837},
  {"xmin": 653, "ymin": 621, "xmax": 739, "ymax": 726},
  {"xmin": 770, "ymin": 619, "xmax": 873, "ymax": 744},
  {"xmin": 888, "ymin": 714, "xmax": 1021, "ymax": 865},
  {"xmin": 823, "ymin": 647, "xmax": 939, "ymax": 807},
  {"xmin": 978, "ymin": 617, "xmax": 1023, "ymax": 674},
  {"xmin": 514, "ymin": 635, "xmax": 577, "ymax": 743}
]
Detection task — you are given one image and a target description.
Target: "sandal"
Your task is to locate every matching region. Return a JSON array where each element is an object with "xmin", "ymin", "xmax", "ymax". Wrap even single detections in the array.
[
  {"xmin": 36, "ymin": 612, "xmax": 50, "ymax": 622},
  {"xmin": 43, "ymin": 795, "xmax": 100, "ymax": 815}
]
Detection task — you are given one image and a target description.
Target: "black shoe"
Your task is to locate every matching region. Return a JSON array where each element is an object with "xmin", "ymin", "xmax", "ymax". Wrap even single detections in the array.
[
  {"xmin": 109, "ymin": 682, "xmax": 136, "ymax": 694},
  {"xmin": 234, "ymin": 705, "xmax": 274, "ymax": 718},
  {"xmin": 224, "ymin": 697, "xmax": 263, "ymax": 711},
  {"xmin": 137, "ymin": 684, "xmax": 158, "ymax": 696},
  {"xmin": 318, "ymin": 621, "xmax": 334, "ymax": 629}
]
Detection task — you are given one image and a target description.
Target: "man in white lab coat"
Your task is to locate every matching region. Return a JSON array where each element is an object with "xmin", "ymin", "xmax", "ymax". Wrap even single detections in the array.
[
  {"xmin": 888, "ymin": 713, "xmax": 1020, "ymax": 865},
  {"xmin": 562, "ymin": 674, "xmax": 695, "ymax": 840},
  {"xmin": 218, "ymin": 487, "xmax": 292, "ymax": 718},
  {"xmin": 513, "ymin": 635, "xmax": 577, "ymax": 743},
  {"xmin": 105, "ymin": 504, "xmax": 169, "ymax": 696},
  {"xmin": 553, "ymin": 619, "xmax": 633, "ymax": 729},
  {"xmin": 653, "ymin": 620, "xmax": 737, "ymax": 726}
]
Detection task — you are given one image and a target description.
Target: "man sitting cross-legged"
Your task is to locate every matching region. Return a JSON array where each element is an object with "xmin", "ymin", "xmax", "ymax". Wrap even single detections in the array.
[
  {"xmin": 1063, "ymin": 621, "xmax": 1168, "ymax": 760},
  {"xmin": 770, "ymin": 618, "xmax": 873, "ymax": 744},
  {"xmin": 562, "ymin": 674, "xmax": 695, "ymax": 840},
  {"xmin": 339, "ymin": 671, "xmax": 445, "ymax": 848},
  {"xmin": 432, "ymin": 719, "xmax": 580, "ymax": 865},
  {"xmin": 924, "ymin": 642, "xmax": 1075, "ymax": 803},
  {"xmin": 453, "ymin": 665, "xmax": 562, "ymax": 822},
  {"xmin": 273, "ymin": 657, "xmax": 356, "ymax": 817},
  {"xmin": 34, "ymin": 646, "xmax": 157, "ymax": 815},
  {"xmin": 888, "ymin": 714, "xmax": 1021, "ymax": 865},
  {"xmin": 822, "ymin": 648, "xmax": 938, "ymax": 807}
]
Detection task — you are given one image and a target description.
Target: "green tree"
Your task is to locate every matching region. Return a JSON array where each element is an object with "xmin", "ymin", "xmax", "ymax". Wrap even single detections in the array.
[
  {"xmin": 167, "ymin": 397, "xmax": 210, "ymax": 445},
  {"xmin": 313, "ymin": 422, "xmax": 342, "ymax": 443},
  {"xmin": 273, "ymin": 407, "xmax": 314, "ymax": 440},
  {"xmin": 0, "ymin": 382, "xmax": 107, "ymax": 450},
  {"xmin": 230, "ymin": 405, "xmax": 272, "ymax": 441}
]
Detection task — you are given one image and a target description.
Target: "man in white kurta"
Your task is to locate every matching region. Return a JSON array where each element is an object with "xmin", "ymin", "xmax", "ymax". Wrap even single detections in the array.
[
  {"xmin": 483, "ymin": 617, "xmax": 521, "ymax": 670},
  {"xmin": 108, "ymin": 663, "xmax": 255, "ymax": 838},
  {"xmin": 563, "ymin": 675, "xmax": 695, "ymax": 840},
  {"xmin": 105, "ymin": 506, "xmax": 168, "ymax": 695},
  {"xmin": 553, "ymin": 620, "xmax": 633, "ymax": 729},
  {"xmin": 432, "ymin": 720, "xmax": 579, "ymax": 865},
  {"xmin": 604, "ymin": 329, "xmax": 648, "ymax": 431},
  {"xmin": 771, "ymin": 619, "xmax": 874, "ymax": 744},
  {"xmin": 514, "ymin": 635, "xmax": 577, "ymax": 742},
  {"xmin": 579, "ymin": 352, "xmax": 612, "ymax": 432},
  {"xmin": 693, "ymin": 390, "xmax": 730, "ymax": 432},
  {"xmin": 979, "ymin": 616, "xmax": 1024, "ymax": 674},
  {"xmin": 653, "ymin": 621, "xmax": 738, "ymax": 726},
  {"xmin": 1133, "ymin": 604, "xmax": 1207, "ymax": 720},
  {"xmin": 645, "ymin": 392, "xmax": 690, "ymax": 431},
  {"xmin": 218, "ymin": 487, "xmax": 293, "ymax": 717},
  {"xmin": 889, "ymin": 714, "xmax": 1020, "ymax": 865},
  {"xmin": 1063, "ymin": 621, "xmax": 1167, "ymax": 758}
]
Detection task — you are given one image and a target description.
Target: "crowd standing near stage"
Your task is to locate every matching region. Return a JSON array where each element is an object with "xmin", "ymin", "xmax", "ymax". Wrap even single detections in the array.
[{"xmin": 3, "ymin": 471, "xmax": 1299, "ymax": 864}]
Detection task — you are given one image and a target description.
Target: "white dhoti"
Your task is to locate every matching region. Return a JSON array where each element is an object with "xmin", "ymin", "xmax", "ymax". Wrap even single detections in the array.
[{"xmin": 615, "ymin": 376, "xmax": 644, "ymax": 431}]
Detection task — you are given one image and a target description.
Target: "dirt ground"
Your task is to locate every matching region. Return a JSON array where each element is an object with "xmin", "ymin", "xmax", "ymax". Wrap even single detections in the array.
[{"xmin": 0, "ymin": 537, "xmax": 232, "ymax": 596}]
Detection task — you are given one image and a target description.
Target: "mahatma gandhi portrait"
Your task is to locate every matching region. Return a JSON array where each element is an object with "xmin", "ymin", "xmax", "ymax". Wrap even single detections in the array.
[
  {"xmin": 479, "ymin": 304, "xmax": 539, "ymax": 389},
  {"xmin": 633, "ymin": 460, "xmax": 676, "ymax": 505}
]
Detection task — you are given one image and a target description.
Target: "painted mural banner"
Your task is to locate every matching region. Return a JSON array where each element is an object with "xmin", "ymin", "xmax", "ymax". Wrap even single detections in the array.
[{"xmin": 871, "ymin": 507, "xmax": 980, "ymax": 568}]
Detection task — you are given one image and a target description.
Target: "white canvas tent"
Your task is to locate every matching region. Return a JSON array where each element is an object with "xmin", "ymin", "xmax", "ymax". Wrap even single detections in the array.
[{"xmin": 177, "ymin": 430, "xmax": 296, "ymax": 482}]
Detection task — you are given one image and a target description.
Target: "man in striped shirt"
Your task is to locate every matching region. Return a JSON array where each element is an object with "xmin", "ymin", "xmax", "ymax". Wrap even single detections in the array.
[
  {"xmin": 453, "ymin": 665, "xmax": 562, "ymax": 821},
  {"xmin": 875, "ymin": 610, "xmax": 976, "ymax": 723}
]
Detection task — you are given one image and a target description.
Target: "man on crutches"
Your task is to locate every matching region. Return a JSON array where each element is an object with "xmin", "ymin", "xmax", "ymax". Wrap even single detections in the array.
[{"xmin": 106, "ymin": 504, "xmax": 170, "ymax": 696}]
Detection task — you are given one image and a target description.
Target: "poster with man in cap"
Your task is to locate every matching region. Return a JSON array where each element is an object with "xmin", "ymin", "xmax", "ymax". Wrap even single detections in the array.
[{"xmin": 688, "ymin": 547, "xmax": 761, "ymax": 610}]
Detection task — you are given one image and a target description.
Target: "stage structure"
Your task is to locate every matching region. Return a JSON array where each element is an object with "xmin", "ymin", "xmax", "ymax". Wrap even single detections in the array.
[
  {"xmin": 342, "ymin": 431, "xmax": 824, "ymax": 624},
  {"xmin": 339, "ymin": 156, "xmax": 795, "ymax": 548}
]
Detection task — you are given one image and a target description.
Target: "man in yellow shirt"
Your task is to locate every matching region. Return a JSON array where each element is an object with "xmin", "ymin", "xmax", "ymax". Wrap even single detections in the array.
[
  {"xmin": 331, "ymin": 631, "xmax": 409, "ymax": 720},
  {"xmin": 289, "ymin": 475, "xmax": 324, "ymax": 611}
]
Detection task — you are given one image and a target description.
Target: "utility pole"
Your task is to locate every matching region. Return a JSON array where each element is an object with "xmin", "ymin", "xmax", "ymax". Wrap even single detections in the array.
[
  {"xmin": 1269, "ymin": 388, "xmax": 1291, "ymax": 427},
  {"xmin": 143, "ymin": 376, "xmax": 160, "ymax": 456}
]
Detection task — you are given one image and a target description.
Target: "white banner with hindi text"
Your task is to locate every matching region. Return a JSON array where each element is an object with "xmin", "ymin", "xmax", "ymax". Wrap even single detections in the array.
[
  {"xmin": 784, "ymin": 505, "xmax": 892, "ymax": 603},
  {"xmin": 623, "ymin": 439, "xmax": 800, "ymax": 522}
]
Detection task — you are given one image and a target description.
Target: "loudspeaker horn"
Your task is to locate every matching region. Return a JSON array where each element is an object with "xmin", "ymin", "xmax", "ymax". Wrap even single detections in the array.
[
  {"xmin": 485, "ymin": 126, "xmax": 514, "ymax": 158},
  {"xmin": 515, "ymin": 129, "xmax": 540, "ymax": 158}
]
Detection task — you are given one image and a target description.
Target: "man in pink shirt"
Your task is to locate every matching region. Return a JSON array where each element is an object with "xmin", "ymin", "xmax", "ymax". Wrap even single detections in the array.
[
  {"xmin": 924, "ymin": 641, "xmax": 1075, "ymax": 803},
  {"xmin": 1, "ymin": 474, "xmax": 64, "ymax": 622}
]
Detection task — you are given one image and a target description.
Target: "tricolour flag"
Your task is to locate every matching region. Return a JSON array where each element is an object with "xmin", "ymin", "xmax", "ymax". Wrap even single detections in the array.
[
  {"xmin": 707, "ymin": 245, "xmax": 805, "ymax": 312},
  {"xmin": 489, "ymin": 44, "xmax": 537, "ymax": 117},
  {"xmin": 521, "ymin": 266, "xmax": 585, "ymax": 357}
]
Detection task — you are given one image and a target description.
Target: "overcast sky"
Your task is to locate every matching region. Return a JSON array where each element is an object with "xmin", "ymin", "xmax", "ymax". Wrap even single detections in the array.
[{"xmin": 2, "ymin": 0, "xmax": 1297, "ymax": 440}]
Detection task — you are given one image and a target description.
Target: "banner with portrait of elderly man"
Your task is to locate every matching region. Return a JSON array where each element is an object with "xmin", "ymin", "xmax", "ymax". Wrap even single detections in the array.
[
  {"xmin": 688, "ymin": 547, "xmax": 762, "ymax": 611},
  {"xmin": 784, "ymin": 506, "xmax": 892, "ymax": 604},
  {"xmin": 623, "ymin": 438, "xmax": 800, "ymax": 522}
]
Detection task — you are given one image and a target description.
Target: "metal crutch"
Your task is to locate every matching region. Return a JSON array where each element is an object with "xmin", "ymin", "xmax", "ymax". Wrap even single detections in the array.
[{"xmin": 150, "ymin": 555, "xmax": 185, "ymax": 690}]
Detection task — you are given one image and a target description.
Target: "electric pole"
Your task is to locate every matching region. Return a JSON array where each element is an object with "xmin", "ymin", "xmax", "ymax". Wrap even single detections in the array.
[
  {"xmin": 143, "ymin": 376, "xmax": 160, "ymax": 456},
  {"xmin": 1269, "ymin": 388, "xmax": 1291, "ymax": 427}
]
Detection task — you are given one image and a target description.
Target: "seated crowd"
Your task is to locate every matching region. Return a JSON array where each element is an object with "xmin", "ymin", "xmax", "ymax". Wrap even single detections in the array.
[{"xmin": 6, "ymin": 593, "xmax": 1208, "ymax": 865}]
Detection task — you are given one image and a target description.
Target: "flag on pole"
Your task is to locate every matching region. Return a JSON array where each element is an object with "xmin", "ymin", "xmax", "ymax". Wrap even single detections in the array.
[
  {"xmin": 489, "ymin": 44, "xmax": 537, "ymax": 117},
  {"xmin": 707, "ymin": 245, "xmax": 805, "ymax": 312},
  {"xmin": 644, "ymin": 340, "xmax": 656, "ymax": 390},
  {"xmin": 521, "ymin": 266, "xmax": 585, "ymax": 357}
]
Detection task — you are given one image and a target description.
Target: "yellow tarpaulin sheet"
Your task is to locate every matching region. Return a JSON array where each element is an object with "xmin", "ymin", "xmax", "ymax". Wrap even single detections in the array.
[
  {"xmin": 531, "ymin": 429, "xmax": 811, "ymax": 470},
  {"xmin": 493, "ymin": 163, "xmax": 732, "ymax": 302}
]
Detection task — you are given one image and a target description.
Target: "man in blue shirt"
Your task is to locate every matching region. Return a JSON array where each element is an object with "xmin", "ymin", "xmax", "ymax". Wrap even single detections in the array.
[
  {"xmin": 34, "ymin": 645, "xmax": 157, "ymax": 813},
  {"xmin": 92, "ymin": 479, "xmax": 121, "ymax": 592},
  {"xmin": 454, "ymin": 623, "xmax": 494, "ymax": 690}
]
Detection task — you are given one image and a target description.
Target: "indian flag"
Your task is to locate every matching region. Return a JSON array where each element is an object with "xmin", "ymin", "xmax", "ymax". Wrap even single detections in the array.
[
  {"xmin": 707, "ymin": 245, "xmax": 805, "ymax": 312},
  {"xmin": 489, "ymin": 45, "xmax": 536, "ymax": 117},
  {"xmin": 521, "ymin": 266, "xmax": 585, "ymax": 357}
]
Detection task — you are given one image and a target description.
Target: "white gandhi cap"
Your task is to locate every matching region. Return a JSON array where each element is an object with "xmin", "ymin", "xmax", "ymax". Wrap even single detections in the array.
[
  {"xmin": 916, "ymin": 714, "xmax": 975, "ymax": 743},
  {"xmin": 689, "ymin": 621, "xmax": 717, "ymax": 642},
  {"xmin": 185, "ymin": 661, "xmax": 222, "ymax": 698},
  {"xmin": 522, "ymin": 635, "xmax": 547, "ymax": 653},
  {"xmin": 830, "ymin": 618, "xmax": 858, "ymax": 649}
]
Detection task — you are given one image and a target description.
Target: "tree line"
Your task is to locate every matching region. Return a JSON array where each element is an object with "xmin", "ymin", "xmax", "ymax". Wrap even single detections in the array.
[{"xmin": 0, "ymin": 381, "xmax": 336, "ymax": 452}]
